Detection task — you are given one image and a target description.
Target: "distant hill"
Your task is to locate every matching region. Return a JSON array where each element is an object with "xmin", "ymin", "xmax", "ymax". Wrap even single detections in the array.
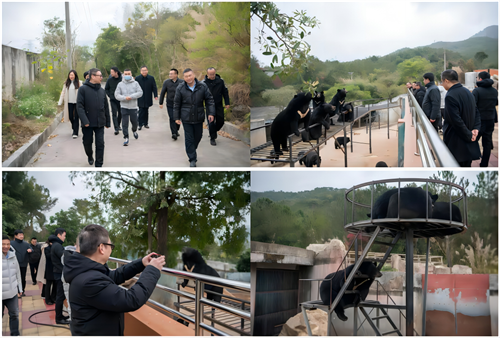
[
  {"xmin": 471, "ymin": 25, "xmax": 498, "ymax": 39},
  {"xmin": 427, "ymin": 36, "xmax": 498, "ymax": 64}
]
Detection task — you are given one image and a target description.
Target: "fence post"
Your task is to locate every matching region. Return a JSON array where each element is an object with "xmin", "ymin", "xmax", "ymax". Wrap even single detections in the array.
[{"xmin": 194, "ymin": 279, "xmax": 203, "ymax": 336}]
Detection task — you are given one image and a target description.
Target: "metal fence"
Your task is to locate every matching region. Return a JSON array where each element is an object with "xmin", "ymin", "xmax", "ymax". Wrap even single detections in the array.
[
  {"xmin": 108, "ymin": 257, "xmax": 251, "ymax": 336},
  {"xmin": 407, "ymin": 89, "xmax": 459, "ymax": 167}
]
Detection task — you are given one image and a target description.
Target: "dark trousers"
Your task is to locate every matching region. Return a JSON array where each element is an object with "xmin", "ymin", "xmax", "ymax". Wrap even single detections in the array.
[
  {"xmin": 439, "ymin": 109, "xmax": 444, "ymax": 129},
  {"xmin": 429, "ymin": 118, "xmax": 439, "ymax": 132},
  {"xmin": 82, "ymin": 126, "xmax": 105, "ymax": 167},
  {"xmin": 110, "ymin": 99, "xmax": 122, "ymax": 131},
  {"xmin": 68, "ymin": 103, "xmax": 80, "ymax": 136},
  {"xmin": 477, "ymin": 119, "xmax": 495, "ymax": 167},
  {"xmin": 45, "ymin": 279, "xmax": 57, "ymax": 303},
  {"xmin": 139, "ymin": 107, "xmax": 150, "ymax": 127},
  {"xmin": 29, "ymin": 262, "xmax": 39, "ymax": 284},
  {"xmin": 54, "ymin": 275, "xmax": 66, "ymax": 321},
  {"xmin": 19, "ymin": 266, "xmax": 27, "ymax": 294},
  {"xmin": 183, "ymin": 123, "xmax": 203, "ymax": 162},
  {"xmin": 121, "ymin": 108, "xmax": 138, "ymax": 139},
  {"xmin": 459, "ymin": 160, "xmax": 472, "ymax": 167},
  {"xmin": 167, "ymin": 103, "xmax": 180, "ymax": 136},
  {"xmin": 2, "ymin": 295, "xmax": 20, "ymax": 336},
  {"xmin": 207, "ymin": 104, "xmax": 225, "ymax": 140}
]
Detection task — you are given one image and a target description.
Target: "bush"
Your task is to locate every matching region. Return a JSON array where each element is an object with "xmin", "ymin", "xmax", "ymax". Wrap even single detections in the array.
[
  {"xmin": 236, "ymin": 249, "xmax": 250, "ymax": 272},
  {"xmin": 15, "ymin": 94, "xmax": 56, "ymax": 118}
]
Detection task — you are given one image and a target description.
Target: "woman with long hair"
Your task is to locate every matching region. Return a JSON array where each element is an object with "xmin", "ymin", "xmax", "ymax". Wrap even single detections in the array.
[{"xmin": 58, "ymin": 70, "xmax": 83, "ymax": 138}]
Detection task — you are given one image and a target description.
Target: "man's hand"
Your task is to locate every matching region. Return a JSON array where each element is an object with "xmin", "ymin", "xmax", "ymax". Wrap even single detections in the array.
[
  {"xmin": 126, "ymin": 96, "xmax": 132, "ymax": 101},
  {"xmin": 27, "ymin": 248, "xmax": 32, "ymax": 253},
  {"xmin": 175, "ymin": 120, "xmax": 182, "ymax": 125},
  {"xmin": 105, "ymin": 127, "xmax": 109, "ymax": 129},
  {"xmin": 471, "ymin": 129, "xmax": 479, "ymax": 141},
  {"xmin": 85, "ymin": 124, "xmax": 89, "ymax": 127},
  {"xmin": 159, "ymin": 105, "xmax": 163, "ymax": 109},
  {"xmin": 225, "ymin": 105, "xmax": 230, "ymax": 110},
  {"xmin": 17, "ymin": 293, "xmax": 22, "ymax": 297},
  {"xmin": 150, "ymin": 256, "xmax": 166, "ymax": 271},
  {"xmin": 154, "ymin": 97, "xmax": 158, "ymax": 101},
  {"xmin": 208, "ymin": 115, "xmax": 214, "ymax": 123},
  {"xmin": 430, "ymin": 119, "xmax": 435, "ymax": 123}
]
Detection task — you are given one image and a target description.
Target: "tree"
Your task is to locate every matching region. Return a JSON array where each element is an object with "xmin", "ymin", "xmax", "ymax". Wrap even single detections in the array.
[
  {"xmin": 236, "ymin": 249, "xmax": 250, "ymax": 272},
  {"xmin": 474, "ymin": 51, "xmax": 488, "ymax": 65},
  {"xmin": 47, "ymin": 208, "xmax": 84, "ymax": 245},
  {"xmin": 458, "ymin": 58, "xmax": 476, "ymax": 73},
  {"xmin": 251, "ymin": 2, "xmax": 320, "ymax": 83},
  {"xmin": 71, "ymin": 171, "xmax": 250, "ymax": 267},
  {"xmin": 397, "ymin": 56, "xmax": 432, "ymax": 83},
  {"xmin": 94, "ymin": 24, "xmax": 125, "ymax": 76}
]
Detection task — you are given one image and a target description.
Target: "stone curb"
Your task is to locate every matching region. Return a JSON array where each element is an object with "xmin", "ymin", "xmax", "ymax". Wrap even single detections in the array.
[{"xmin": 222, "ymin": 121, "xmax": 250, "ymax": 145}]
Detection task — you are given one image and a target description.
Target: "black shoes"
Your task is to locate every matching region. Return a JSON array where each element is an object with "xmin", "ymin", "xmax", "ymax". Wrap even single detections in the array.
[
  {"xmin": 133, "ymin": 132, "xmax": 139, "ymax": 139},
  {"xmin": 114, "ymin": 130, "xmax": 119, "ymax": 135},
  {"xmin": 88, "ymin": 158, "xmax": 94, "ymax": 166},
  {"xmin": 56, "ymin": 319, "xmax": 71, "ymax": 325},
  {"xmin": 189, "ymin": 160, "xmax": 197, "ymax": 167},
  {"xmin": 45, "ymin": 301, "xmax": 54, "ymax": 305},
  {"xmin": 210, "ymin": 139, "xmax": 216, "ymax": 146},
  {"xmin": 138, "ymin": 126, "xmax": 142, "ymax": 130},
  {"xmin": 32, "ymin": 282, "xmax": 37, "ymax": 285},
  {"xmin": 172, "ymin": 134, "xmax": 177, "ymax": 140},
  {"xmin": 144, "ymin": 125, "xmax": 150, "ymax": 129}
]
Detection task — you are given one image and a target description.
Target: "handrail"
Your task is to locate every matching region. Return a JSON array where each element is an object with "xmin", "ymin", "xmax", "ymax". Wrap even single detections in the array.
[
  {"xmin": 109, "ymin": 257, "xmax": 250, "ymax": 336},
  {"xmin": 407, "ymin": 89, "xmax": 459, "ymax": 167}
]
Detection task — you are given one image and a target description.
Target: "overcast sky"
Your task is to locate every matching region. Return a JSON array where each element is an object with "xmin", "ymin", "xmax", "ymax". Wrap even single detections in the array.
[
  {"xmin": 251, "ymin": 2, "xmax": 498, "ymax": 65},
  {"xmin": 2, "ymin": 2, "xmax": 182, "ymax": 52},
  {"xmin": 251, "ymin": 170, "xmax": 483, "ymax": 194}
]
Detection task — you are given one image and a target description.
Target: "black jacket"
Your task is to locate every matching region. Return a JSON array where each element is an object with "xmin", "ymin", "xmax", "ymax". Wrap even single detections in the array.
[
  {"xmin": 49, "ymin": 235, "xmax": 64, "ymax": 275},
  {"xmin": 44, "ymin": 245, "xmax": 55, "ymax": 280},
  {"xmin": 135, "ymin": 74, "xmax": 158, "ymax": 108},
  {"xmin": 443, "ymin": 83, "xmax": 481, "ymax": 163},
  {"xmin": 105, "ymin": 75, "xmax": 123, "ymax": 101},
  {"xmin": 422, "ymin": 82, "xmax": 441, "ymax": 120},
  {"xmin": 64, "ymin": 253, "xmax": 160, "ymax": 336},
  {"xmin": 77, "ymin": 80, "xmax": 111, "ymax": 128},
  {"xmin": 414, "ymin": 87, "xmax": 426, "ymax": 108},
  {"xmin": 28, "ymin": 243, "xmax": 41, "ymax": 264},
  {"xmin": 10, "ymin": 239, "xmax": 30, "ymax": 267},
  {"xmin": 202, "ymin": 74, "xmax": 230, "ymax": 105},
  {"xmin": 173, "ymin": 79, "xmax": 215, "ymax": 124},
  {"xmin": 159, "ymin": 78, "xmax": 183, "ymax": 105},
  {"xmin": 473, "ymin": 79, "xmax": 498, "ymax": 121}
]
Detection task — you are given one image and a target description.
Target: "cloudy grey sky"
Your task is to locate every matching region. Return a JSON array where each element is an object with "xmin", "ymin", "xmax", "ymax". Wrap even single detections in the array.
[
  {"xmin": 252, "ymin": 2, "xmax": 498, "ymax": 65},
  {"xmin": 2, "ymin": 2, "xmax": 182, "ymax": 52},
  {"xmin": 251, "ymin": 170, "xmax": 483, "ymax": 194}
]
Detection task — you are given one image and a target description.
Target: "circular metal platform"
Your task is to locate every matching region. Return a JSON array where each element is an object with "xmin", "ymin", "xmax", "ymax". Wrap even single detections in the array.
[{"xmin": 344, "ymin": 178, "xmax": 468, "ymax": 238}]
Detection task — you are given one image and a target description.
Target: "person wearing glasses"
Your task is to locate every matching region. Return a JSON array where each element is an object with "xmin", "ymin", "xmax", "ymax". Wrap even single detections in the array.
[
  {"xmin": 77, "ymin": 68, "xmax": 111, "ymax": 167},
  {"xmin": 63, "ymin": 224, "xmax": 165, "ymax": 336},
  {"xmin": 48, "ymin": 228, "xmax": 70, "ymax": 325}
]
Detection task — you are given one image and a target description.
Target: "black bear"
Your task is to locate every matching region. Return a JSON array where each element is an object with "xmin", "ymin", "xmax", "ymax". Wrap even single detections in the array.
[
  {"xmin": 298, "ymin": 151, "xmax": 321, "ymax": 167},
  {"xmin": 329, "ymin": 89, "xmax": 347, "ymax": 118},
  {"xmin": 313, "ymin": 91, "xmax": 325, "ymax": 108},
  {"xmin": 432, "ymin": 202, "xmax": 462, "ymax": 222},
  {"xmin": 337, "ymin": 102, "xmax": 354, "ymax": 123},
  {"xmin": 302, "ymin": 103, "xmax": 333, "ymax": 141},
  {"xmin": 270, "ymin": 92, "xmax": 312, "ymax": 155},
  {"xmin": 181, "ymin": 248, "xmax": 223, "ymax": 303},
  {"xmin": 320, "ymin": 262, "xmax": 382, "ymax": 321},
  {"xmin": 368, "ymin": 187, "xmax": 438, "ymax": 219},
  {"xmin": 335, "ymin": 137, "xmax": 350, "ymax": 149}
]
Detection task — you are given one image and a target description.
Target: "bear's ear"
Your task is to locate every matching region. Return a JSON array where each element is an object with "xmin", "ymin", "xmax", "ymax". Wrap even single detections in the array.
[
  {"xmin": 321, "ymin": 91, "xmax": 324, "ymax": 94},
  {"xmin": 367, "ymin": 213, "xmax": 371, "ymax": 217},
  {"xmin": 294, "ymin": 94, "xmax": 298, "ymax": 98},
  {"xmin": 337, "ymin": 89, "xmax": 341, "ymax": 92},
  {"xmin": 431, "ymin": 194, "xmax": 439, "ymax": 203}
]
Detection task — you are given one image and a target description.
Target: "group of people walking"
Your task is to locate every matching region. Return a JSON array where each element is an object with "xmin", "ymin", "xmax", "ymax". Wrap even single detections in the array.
[
  {"xmin": 406, "ymin": 69, "xmax": 497, "ymax": 167},
  {"xmin": 58, "ymin": 66, "xmax": 230, "ymax": 167}
]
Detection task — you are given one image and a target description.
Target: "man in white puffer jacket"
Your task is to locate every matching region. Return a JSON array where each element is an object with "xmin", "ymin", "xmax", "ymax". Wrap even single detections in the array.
[{"xmin": 2, "ymin": 235, "xmax": 23, "ymax": 336}]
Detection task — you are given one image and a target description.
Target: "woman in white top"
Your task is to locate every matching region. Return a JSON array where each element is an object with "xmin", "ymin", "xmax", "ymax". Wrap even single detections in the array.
[{"xmin": 58, "ymin": 70, "xmax": 83, "ymax": 138}]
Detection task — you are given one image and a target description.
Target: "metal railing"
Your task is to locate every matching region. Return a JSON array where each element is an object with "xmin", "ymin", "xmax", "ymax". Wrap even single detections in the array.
[
  {"xmin": 108, "ymin": 257, "xmax": 251, "ymax": 336},
  {"xmin": 407, "ymin": 89, "xmax": 459, "ymax": 167}
]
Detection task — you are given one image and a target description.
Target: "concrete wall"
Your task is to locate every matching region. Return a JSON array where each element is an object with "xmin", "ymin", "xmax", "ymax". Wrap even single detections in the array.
[{"xmin": 2, "ymin": 45, "xmax": 39, "ymax": 100}]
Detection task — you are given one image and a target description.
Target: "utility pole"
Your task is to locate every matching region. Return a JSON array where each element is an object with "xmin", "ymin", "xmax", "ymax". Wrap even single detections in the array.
[
  {"xmin": 443, "ymin": 49, "xmax": 446, "ymax": 71},
  {"xmin": 65, "ymin": 2, "xmax": 73, "ymax": 70}
]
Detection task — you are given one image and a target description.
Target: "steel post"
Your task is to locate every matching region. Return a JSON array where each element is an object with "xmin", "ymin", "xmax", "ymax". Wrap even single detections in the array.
[
  {"xmin": 289, "ymin": 136, "xmax": 294, "ymax": 167},
  {"xmin": 387, "ymin": 99, "xmax": 390, "ymax": 139},
  {"xmin": 422, "ymin": 238, "xmax": 430, "ymax": 336},
  {"xmin": 194, "ymin": 279, "xmax": 204, "ymax": 336},
  {"xmin": 406, "ymin": 229, "xmax": 414, "ymax": 336}
]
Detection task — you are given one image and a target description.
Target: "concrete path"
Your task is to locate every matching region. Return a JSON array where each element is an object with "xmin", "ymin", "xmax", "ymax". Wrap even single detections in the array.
[{"xmin": 27, "ymin": 101, "xmax": 249, "ymax": 168}]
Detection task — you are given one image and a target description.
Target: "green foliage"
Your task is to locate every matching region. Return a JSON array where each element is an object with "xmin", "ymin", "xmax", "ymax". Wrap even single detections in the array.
[
  {"xmin": 41, "ymin": 17, "xmax": 66, "ymax": 54},
  {"xmin": 474, "ymin": 51, "xmax": 488, "ymax": 64},
  {"xmin": 95, "ymin": 24, "xmax": 125, "ymax": 75},
  {"xmin": 250, "ymin": 55, "xmax": 275, "ymax": 106},
  {"xmin": 458, "ymin": 58, "xmax": 476, "ymax": 72},
  {"xmin": 13, "ymin": 82, "xmax": 59, "ymax": 118},
  {"xmin": 397, "ymin": 56, "xmax": 433, "ymax": 83},
  {"xmin": 236, "ymin": 249, "xmax": 251, "ymax": 272},
  {"xmin": 325, "ymin": 84, "xmax": 372, "ymax": 102},
  {"xmin": 261, "ymin": 86, "xmax": 297, "ymax": 110},
  {"xmin": 47, "ymin": 208, "xmax": 86, "ymax": 245}
]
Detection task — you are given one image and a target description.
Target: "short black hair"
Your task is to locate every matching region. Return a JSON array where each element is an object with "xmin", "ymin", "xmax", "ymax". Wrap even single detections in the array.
[
  {"xmin": 55, "ymin": 228, "xmax": 66, "ymax": 236},
  {"xmin": 123, "ymin": 68, "xmax": 131, "ymax": 73},
  {"xmin": 110, "ymin": 66, "xmax": 121, "ymax": 77},
  {"xmin": 140, "ymin": 65, "xmax": 148, "ymax": 70},
  {"xmin": 89, "ymin": 68, "xmax": 100, "ymax": 78},
  {"xmin": 415, "ymin": 81, "xmax": 422, "ymax": 87},
  {"xmin": 423, "ymin": 72, "xmax": 435, "ymax": 82},
  {"xmin": 3, "ymin": 234, "xmax": 10, "ymax": 241},
  {"xmin": 31, "ymin": 237, "xmax": 37, "ymax": 241},
  {"xmin": 13, "ymin": 229, "xmax": 23, "ymax": 236},
  {"xmin": 478, "ymin": 71, "xmax": 491, "ymax": 80},
  {"xmin": 83, "ymin": 71, "xmax": 89, "ymax": 79},
  {"xmin": 78, "ymin": 224, "xmax": 110, "ymax": 256},
  {"xmin": 207, "ymin": 67, "xmax": 216, "ymax": 72},
  {"xmin": 441, "ymin": 69, "xmax": 458, "ymax": 82},
  {"xmin": 170, "ymin": 68, "xmax": 178, "ymax": 75},
  {"xmin": 183, "ymin": 68, "xmax": 193, "ymax": 74}
]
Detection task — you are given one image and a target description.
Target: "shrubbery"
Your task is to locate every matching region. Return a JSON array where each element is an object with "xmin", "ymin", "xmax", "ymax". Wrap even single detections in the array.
[{"xmin": 13, "ymin": 82, "xmax": 57, "ymax": 118}]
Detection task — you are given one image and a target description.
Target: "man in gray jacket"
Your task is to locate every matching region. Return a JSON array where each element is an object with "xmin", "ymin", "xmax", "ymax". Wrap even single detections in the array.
[
  {"xmin": 115, "ymin": 69, "xmax": 143, "ymax": 146},
  {"xmin": 422, "ymin": 73, "xmax": 441, "ymax": 132}
]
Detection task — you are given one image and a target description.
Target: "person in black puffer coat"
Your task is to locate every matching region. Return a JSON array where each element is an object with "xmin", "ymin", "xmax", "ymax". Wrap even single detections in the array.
[
  {"xmin": 473, "ymin": 71, "xmax": 498, "ymax": 167},
  {"xmin": 414, "ymin": 82, "xmax": 426, "ymax": 108},
  {"xmin": 422, "ymin": 73, "xmax": 441, "ymax": 132},
  {"xmin": 173, "ymin": 68, "xmax": 215, "ymax": 167},
  {"xmin": 63, "ymin": 224, "xmax": 164, "ymax": 336},
  {"xmin": 28, "ymin": 237, "xmax": 41, "ymax": 285},
  {"xmin": 159, "ymin": 68, "xmax": 184, "ymax": 140},
  {"xmin": 44, "ymin": 241, "xmax": 56, "ymax": 305},
  {"xmin": 50, "ymin": 229, "xmax": 69, "ymax": 324},
  {"xmin": 201, "ymin": 68, "xmax": 230, "ymax": 146},
  {"xmin": 104, "ymin": 67, "xmax": 123, "ymax": 135},
  {"xmin": 77, "ymin": 68, "xmax": 111, "ymax": 167}
]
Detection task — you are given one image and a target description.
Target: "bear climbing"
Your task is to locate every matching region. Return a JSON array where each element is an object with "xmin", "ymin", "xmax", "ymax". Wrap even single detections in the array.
[
  {"xmin": 432, "ymin": 202, "xmax": 462, "ymax": 222},
  {"xmin": 368, "ymin": 187, "xmax": 438, "ymax": 219},
  {"xmin": 329, "ymin": 89, "xmax": 347, "ymax": 117},
  {"xmin": 270, "ymin": 92, "xmax": 312, "ymax": 155},
  {"xmin": 181, "ymin": 248, "xmax": 223, "ymax": 303},
  {"xmin": 298, "ymin": 151, "xmax": 321, "ymax": 167},
  {"xmin": 337, "ymin": 102, "xmax": 354, "ymax": 123},
  {"xmin": 313, "ymin": 91, "xmax": 325, "ymax": 108},
  {"xmin": 302, "ymin": 103, "xmax": 333, "ymax": 141},
  {"xmin": 335, "ymin": 137, "xmax": 351, "ymax": 149},
  {"xmin": 320, "ymin": 261, "xmax": 382, "ymax": 321}
]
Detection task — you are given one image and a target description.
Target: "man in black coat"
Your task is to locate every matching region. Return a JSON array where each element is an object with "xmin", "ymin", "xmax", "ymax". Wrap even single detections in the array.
[
  {"xmin": 174, "ymin": 68, "xmax": 216, "ymax": 167},
  {"xmin": 413, "ymin": 81, "xmax": 426, "ymax": 108},
  {"xmin": 422, "ymin": 73, "xmax": 441, "ymax": 132},
  {"xmin": 105, "ymin": 67, "xmax": 123, "ymax": 135},
  {"xmin": 28, "ymin": 237, "xmax": 41, "ymax": 285},
  {"xmin": 159, "ymin": 68, "xmax": 183, "ymax": 140},
  {"xmin": 10, "ymin": 229, "xmax": 32, "ymax": 296},
  {"xmin": 77, "ymin": 68, "xmax": 111, "ymax": 167},
  {"xmin": 441, "ymin": 69, "xmax": 481, "ymax": 167},
  {"xmin": 201, "ymin": 67, "xmax": 230, "ymax": 146},
  {"xmin": 135, "ymin": 66, "xmax": 158, "ymax": 130},
  {"xmin": 63, "ymin": 224, "xmax": 164, "ymax": 336},
  {"xmin": 473, "ymin": 71, "xmax": 498, "ymax": 167},
  {"xmin": 50, "ymin": 228, "xmax": 69, "ymax": 325}
]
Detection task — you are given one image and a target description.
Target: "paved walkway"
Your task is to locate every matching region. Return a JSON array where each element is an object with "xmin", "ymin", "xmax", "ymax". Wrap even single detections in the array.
[{"xmin": 27, "ymin": 99, "xmax": 249, "ymax": 167}]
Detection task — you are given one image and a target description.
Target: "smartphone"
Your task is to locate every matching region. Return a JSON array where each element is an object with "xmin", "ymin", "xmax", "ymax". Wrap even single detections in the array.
[{"xmin": 150, "ymin": 253, "xmax": 159, "ymax": 259}]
